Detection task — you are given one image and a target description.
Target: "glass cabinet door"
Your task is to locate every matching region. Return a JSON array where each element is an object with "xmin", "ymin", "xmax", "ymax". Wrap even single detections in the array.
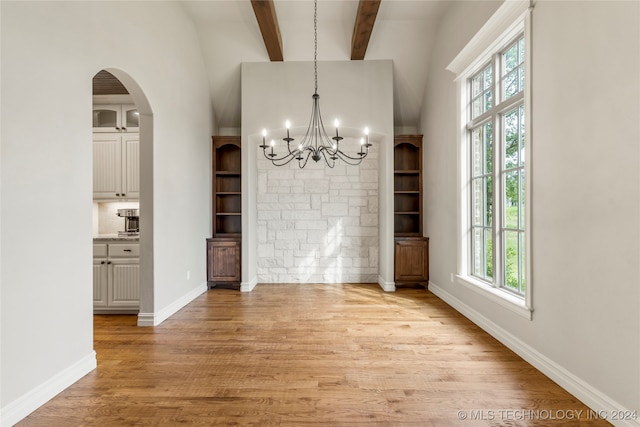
[
  {"xmin": 122, "ymin": 104, "xmax": 139, "ymax": 132},
  {"xmin": 93, "ymin": 105, "xmax": 120, "ymax": 132}
]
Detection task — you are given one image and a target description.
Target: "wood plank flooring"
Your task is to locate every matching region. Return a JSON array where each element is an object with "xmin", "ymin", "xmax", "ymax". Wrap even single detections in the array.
[{"xmin": 17, "ymin": 284, "xmax": 610, "ymax": 426}]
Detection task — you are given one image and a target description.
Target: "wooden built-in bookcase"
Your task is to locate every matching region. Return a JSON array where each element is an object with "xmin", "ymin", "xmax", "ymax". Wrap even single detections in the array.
[
  {"xmin": 207, "ymin": 136, "xmax": 241, "ymax": 288},
  {"xmin": 394, "ymin": 135, "xmax": 429, "ymax": 287},
  {"xmin": 213, "ymin": 137, "xmax": 241, "ymax": 237}
]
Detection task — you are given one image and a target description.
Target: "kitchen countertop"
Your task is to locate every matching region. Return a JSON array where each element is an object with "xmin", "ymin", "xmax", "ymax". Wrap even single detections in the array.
[{"xmin": 93, "ymin": 234, "xmax": 140, "ymax": 242}]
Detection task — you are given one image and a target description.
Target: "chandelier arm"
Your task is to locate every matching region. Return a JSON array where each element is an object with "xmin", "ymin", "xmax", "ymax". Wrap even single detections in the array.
[
  {"xmin": 297, "ymin": 149, "xmax": 313, "ymax": 168},
  {"xmin": 319, "ymin": 145, "xmax": 366, "ymax": 165},
  {"xmin": 337, "ymin": 149, "xmax": 369, "ymax": 162},
  {"xmin": 317, "ymin": 147, "xmax": 336, "ymax": 168},
  {"xmin": 262, "ymin": 146, "xmax": 301, "ymax": 166}
]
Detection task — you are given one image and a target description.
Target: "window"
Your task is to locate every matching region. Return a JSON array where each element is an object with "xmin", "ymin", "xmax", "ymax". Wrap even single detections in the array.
[
  {"xmin": 447, "ymin": 0, "xmax": 532, "ymax": 318},
  {"xmin": 469, "ymin": 34, "xmax": 526, "ymax": 295}
]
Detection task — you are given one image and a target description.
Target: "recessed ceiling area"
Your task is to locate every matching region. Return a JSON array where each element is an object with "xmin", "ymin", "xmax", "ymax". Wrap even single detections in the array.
[
  {"xmin": 93, "ymin": 70, "xmax": 129, "ymax": 95},
  {"xmin": 180, "ymin": 0, "xmax": 449, "ymax": 131}
]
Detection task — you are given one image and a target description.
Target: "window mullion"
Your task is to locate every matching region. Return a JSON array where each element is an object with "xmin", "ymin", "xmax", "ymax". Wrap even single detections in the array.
[
  {"xmin": 492, "ymin": 109, "xmax": 501, "ymax": 289},
  {"xmin": 492, "ymin": 51, "xmax": 502, "ymax": 289}
]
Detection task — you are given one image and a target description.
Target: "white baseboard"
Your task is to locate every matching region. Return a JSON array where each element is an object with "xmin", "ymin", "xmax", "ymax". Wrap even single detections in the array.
[
  {"xmin": 137, "ymin": 282, "xmax": 207, "ymax": 327},
  {"xmin": 378, "ymin": 275, "xmax": 395, "ymax": 292},
  {"xmin": 241, "ymin": 276, "xmax": 257, "ymax": 292},
  {"xmin": 429, "ymin": 281, "xmax": 640, "ymax": 427},
  {"xmin": 0, "ymin": 352, "xmax": 96, "ymax": 427}
]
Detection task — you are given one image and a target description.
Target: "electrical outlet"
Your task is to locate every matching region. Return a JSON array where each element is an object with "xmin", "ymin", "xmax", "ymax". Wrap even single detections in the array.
[
  {"xmin": 187, "ymin": 270, "xmax": 191, "ymax": 280},
  {"xmin": 450, "ymin": 273, "xmax": 454, "ymax": 283}
]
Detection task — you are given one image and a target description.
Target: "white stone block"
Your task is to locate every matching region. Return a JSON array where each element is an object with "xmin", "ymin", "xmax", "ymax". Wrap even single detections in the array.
[
  {"xmin": 346, "ymin": 226, "xmax": 378, "ymax": 237},
  {"xmin": 257, "ymin": 225, "xmax": 267, "ymax": 243},
  {"xmin": 305, "ymin": 180, "xmax": 330, "ymax": 193},
  {"xmin": 258, "ymin": 210, "xmax": 281, "ymax": 220},
  {"xmin": 279, "ymin": 193, "xmax": 310, "ymax": 204},
  {"xmin": 275, "ymin": 239, "xmax": 300, "ymax": 250},
  {"xmin": 257, "ymin": 244, "xmax": 275, "ymax": 257},
  {"xmin": 348, "ymin": 197, "xmax": 368, "ymax": 207},
  {"xmin": 257, "ymin": 193, "xmax": 279, "ymax": 203},
  {"xmin": 306, "ymin": 230, "xmax": 328, "ymax": 244},
  {"xmin": 282, "ymin": 210, "xmax": 321, "ymax": 220},
  {"xmin": 278, "ymin": 220, "xmax": 298, "ymax": 230},
  {"xmin": 321, "ymin": 203, "xmax": 348, "ymax": 217},
  {"xmin": 276, "ymin": 230, "xmax": 307, "ymax": 241},
  {"xmin": 368, "ymin": 197, "xmax": 379, "ymax": 213},
  {"xmin": 268, "ymin": 169, "xmax": 296, "ymax": 180},
  {"xmin": 295, "ymin": 220, "xmax": 328, "ymax": 230},
  {"xmin": 360, "ymin": 213, "xmax": 378, "ymax": 226},
  {"xmin": 328, "ymin": 196, "xmax": 349, "ymax": 204},
  {"xmin": 340, "ymin": 189, "xmax": 368, "ymax": 197}
]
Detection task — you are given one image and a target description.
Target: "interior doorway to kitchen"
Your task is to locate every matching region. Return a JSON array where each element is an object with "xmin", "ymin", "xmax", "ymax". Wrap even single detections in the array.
[{"xmin": 91, "ymin": 69, "xmax": 154, "ymax": 327}]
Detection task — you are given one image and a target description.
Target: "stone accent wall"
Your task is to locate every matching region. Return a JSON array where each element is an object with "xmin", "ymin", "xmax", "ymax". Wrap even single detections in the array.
[{"xmin": 256, "ymin": 137, "xmax": 379, "ymax": 283}]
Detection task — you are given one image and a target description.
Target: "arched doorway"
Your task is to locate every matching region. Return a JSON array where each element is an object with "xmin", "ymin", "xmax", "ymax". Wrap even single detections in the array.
[{"xmin": 91, "ymin": 68, "xmax": 154, "ymax": 326}]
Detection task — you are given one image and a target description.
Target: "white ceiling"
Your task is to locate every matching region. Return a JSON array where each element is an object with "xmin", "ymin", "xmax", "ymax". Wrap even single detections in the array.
[{"xmin": 180, "ymin": 0, "xmax": 450, "ymax": 130}]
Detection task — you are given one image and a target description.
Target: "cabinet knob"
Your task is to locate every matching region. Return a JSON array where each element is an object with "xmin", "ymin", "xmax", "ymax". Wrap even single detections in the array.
[
  {"xmin": 107, "ymin": 261, "xmax": 112, "ymax": 265},
  {"xmin": 122, "ymin": 127, "xmax": 127, "ymax": 131},
  {"xmin": 115, "ymin": 127, "xmax": 121, "ymax": 131},
  {"xmin": 101, "ymin": 261, "xmax": 105, "ymax": 264}
]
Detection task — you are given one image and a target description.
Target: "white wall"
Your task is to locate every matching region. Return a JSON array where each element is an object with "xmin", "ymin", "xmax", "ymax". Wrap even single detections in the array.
[
  {"xmin": 241, "ymin": 61, "xmax": 394, "ymax": 289},
  {"xmin": 0, "ymin": 1, "xmax": 212, "ymax": 424},
  {"xmin": 421, "ymin": 0, "xmax": 639, "ymax": 418}
]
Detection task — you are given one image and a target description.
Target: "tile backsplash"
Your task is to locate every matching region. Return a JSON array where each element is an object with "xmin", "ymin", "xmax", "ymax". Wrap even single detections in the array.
[{"xmin": 93, "ymin": 201, "xmax": 139, "ymax": 236}]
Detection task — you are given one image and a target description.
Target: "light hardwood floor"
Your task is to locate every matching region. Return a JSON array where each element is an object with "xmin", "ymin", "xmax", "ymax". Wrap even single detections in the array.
[{"xmin": 18, "ymin": 284, "xmax": 610, "ymax": 426}]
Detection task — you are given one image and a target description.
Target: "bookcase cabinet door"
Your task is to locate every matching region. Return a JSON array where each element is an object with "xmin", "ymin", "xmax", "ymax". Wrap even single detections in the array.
[{"xmin": 207, "ymin": 238, "xmax": 241, "ymax": 286}]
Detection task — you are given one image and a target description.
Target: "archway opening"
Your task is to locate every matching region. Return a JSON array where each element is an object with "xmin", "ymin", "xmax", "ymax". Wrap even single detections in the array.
[{"xmin": 91, "ymin": 68, "xmax": 154, "ymax": 327}]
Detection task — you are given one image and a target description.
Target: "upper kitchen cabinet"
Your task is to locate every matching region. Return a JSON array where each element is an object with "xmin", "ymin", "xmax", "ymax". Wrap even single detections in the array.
[
  {"xmin": 93, "ymin": 104, "xmax": 139, "ymax": 133},
  {"xmin": 93, "ymin": 133, "xmax": 139, "ymax": 201}
]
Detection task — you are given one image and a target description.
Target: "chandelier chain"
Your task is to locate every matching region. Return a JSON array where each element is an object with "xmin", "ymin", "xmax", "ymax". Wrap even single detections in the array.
[{"xmin": 314, "ymin": 0, "xmax": 318, "ymax": 94}]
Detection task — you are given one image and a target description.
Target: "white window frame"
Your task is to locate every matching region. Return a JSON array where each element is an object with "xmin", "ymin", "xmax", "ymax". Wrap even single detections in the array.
[{"xmin": 447, "ymin": 0, "xmax": 533, "ymax": 320}]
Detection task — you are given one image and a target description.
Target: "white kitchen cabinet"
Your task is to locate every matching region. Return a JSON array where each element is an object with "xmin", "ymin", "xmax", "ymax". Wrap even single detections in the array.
[
  {"xmin": 93, "ymin": 133, "xmax": 139, "ymax": 200},
  {"xmin": 93, "ymin": 241, "xmax": 139, "ymax": 312},
  {"xmin": 93, "ymin": 260, "xmax": 108, "ymax": 308},
  {"xmin": 93, "ymin": 104, "xmax": 139, "ymax": 133},
  {"xmin": 110, "ymin": 259, "xmax": 140, "ymax": 308}
]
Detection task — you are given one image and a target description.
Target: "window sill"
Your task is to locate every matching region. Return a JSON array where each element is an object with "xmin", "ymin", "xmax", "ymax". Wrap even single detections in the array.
[{"xmin": 455, "ymin": 275, "xmax": 533, "ymax": 320}]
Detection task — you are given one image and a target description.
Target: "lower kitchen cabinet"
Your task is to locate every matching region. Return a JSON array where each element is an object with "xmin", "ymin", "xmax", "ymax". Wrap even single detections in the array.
[
  {"xmin": 93, "ymin": 241, "xmax": 139, "ymax": 312},
  {"xmin": 394, "ymin": 237, "xmax": 429, "ymax": 287},
  {"xmin": 207, "ymin": 238, "xmax": 241, "ymax": 288}
]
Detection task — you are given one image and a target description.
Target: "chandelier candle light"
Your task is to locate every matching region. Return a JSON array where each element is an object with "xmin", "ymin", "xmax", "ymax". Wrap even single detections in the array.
[{"xmin": 259, "ymin": 0, "xmax": 372, "ymax": 168}]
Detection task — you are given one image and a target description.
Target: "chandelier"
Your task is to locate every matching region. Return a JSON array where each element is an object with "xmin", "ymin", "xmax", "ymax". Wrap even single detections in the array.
[{"xmin": 260, "ymin": 0, "xmax": 372, "ymax": 168}]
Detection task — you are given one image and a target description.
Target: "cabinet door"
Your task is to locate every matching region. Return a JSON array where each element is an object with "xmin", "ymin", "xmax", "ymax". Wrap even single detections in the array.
[
  {"xmin": 109, "ymin": 259, "xmax": 140, "ymax": 308},
  {"xmin": 93, "ymin": 133, "xmax": 122, "ymax": 199},
  {"xmin": 394, "ymin": 238, "xmax": 429, "ymax": 283},
  {"xmin": 93, "ymin": 259, "xmax": 108, "ymax": 308},
  {"xmin": 207, "ymin": 239, "xmax": 241, "ymax": 283},
  {"xmin": 121, "ymin": 104, "xmax": 139, "ymax": 132},
  {"xmin": 93, "ymin": 105, "xmax": 122, "ymax": 132},
  {"xmin": 122, "ymin": 135, "xmax": 139, "ymax": 199}
]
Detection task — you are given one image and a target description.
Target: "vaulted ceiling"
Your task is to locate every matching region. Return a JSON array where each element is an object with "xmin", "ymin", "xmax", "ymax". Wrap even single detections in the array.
[{"xmin": 181, "ymin": 0, "xmax": 449, "ymax": 131}]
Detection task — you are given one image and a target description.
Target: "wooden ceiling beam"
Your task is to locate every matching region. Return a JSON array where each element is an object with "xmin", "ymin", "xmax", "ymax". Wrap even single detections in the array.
[
  {"xmin": 251, "ymin": 0, "xmax": 284, "ymax": 62},
  {"xmin": 351, "ymin": 0, "xmax": 381, "ymax": 60}
]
